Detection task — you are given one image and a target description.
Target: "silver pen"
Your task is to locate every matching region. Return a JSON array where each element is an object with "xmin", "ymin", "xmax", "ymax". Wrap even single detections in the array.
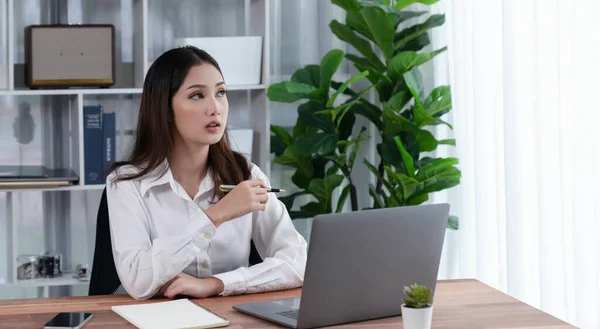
[{"xmin": 219, "ymin": 184, "xmax": 286, "ymax": 193}]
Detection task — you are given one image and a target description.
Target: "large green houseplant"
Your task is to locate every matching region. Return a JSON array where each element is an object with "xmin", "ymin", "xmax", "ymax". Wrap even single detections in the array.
[
  {"xmin": 269, "ymin": 0, "xmax": 461, "ymax": 228},
  {"xmin": 268, "ymin": 49, "xmax": 372, "ymax": 219}
]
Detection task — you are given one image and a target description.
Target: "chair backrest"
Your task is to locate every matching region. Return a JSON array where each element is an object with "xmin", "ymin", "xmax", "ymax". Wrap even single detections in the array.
[{"xmin": 88, "ymin": 187, "xmax": 263, "ymax": 296}]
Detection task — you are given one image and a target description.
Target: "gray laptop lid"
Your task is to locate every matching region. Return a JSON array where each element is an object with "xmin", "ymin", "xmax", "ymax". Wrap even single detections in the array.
[{"xmin": 294, "ymin": 204, "xmax": 449, "ymax": 329}]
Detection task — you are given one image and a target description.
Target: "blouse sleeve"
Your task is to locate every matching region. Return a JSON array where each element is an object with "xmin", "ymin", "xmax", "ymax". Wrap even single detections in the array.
[
  {"xmin": 212, "ymin": 166, "xmax": 308, "ymax": 296},
  {"xmin": 106, "ymin": 173, "xmax": 216, "ymax": 300}
]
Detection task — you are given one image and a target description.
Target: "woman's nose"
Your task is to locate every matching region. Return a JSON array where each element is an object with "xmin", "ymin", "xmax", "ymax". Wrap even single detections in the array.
[{"xmin": 205, "ymin": 97, "xmax": 220, "ymax": 116}]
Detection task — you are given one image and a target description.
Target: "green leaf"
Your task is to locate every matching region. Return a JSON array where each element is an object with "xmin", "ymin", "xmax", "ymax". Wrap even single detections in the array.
[
  {"xmin": 298, "ymin": 101, "xmax": 332, "ymax": 132},
  {"xmin": 327, "ymin": 70, "xmax": 370, "ymax": 108},
  {"xmin": 349, "ymin": 127, "xmax": 369, "ymax": 169},
  {"xmin": 270, "ymin": 134, "xmax": 286, "ymax": 156},
  {"xmin": 270, "ymin": 125, "xmax": 292, "ymax": 146},
  {"xmin": 438, "ymin": 139, "xmax": 456, "ymax": 146},
  {"xmin": 385, "ymin": 167, "xmax": 421, "ymax": 201},
  {"xmin": 267, "ymin": 81, "xmax": 319, "ymax": 103},
  {"xmin": 425, "ymin": 85, "xmax": 452, "ymax": 117},
  {"xmin": 326, "ymin": 164, "xmax": 340, "ymax": 177},
  {"xmin": 274, "ymin": 147, "xmax": 313, "ymax": 190},
  {"xmin": 387, "ymin": 47, "xmax": 447, "ymax": 81},
  {"xmin": 346, "ymin": 10, "xmax": 374, "ymax": 40},
  {"xmin": 406, "ymin": 193, "xmax": 428, "ymax": 206},
  {"xmin": 416, "ymin": 130, "xmax": 438, "ymax": 152},
  {"xmin": 363, "ymin": 159, "xmax": 402, "ymax": 205},
  {"xmin": 337, "ymin": 109, "xmax": 357, "ymax": 142},
  {"xmin": 350, "ymin": 101, "xmax": 383, "ymax": 130},
  {"xmin": 278, "ymin": 191, "xmax": 308, "ymax": 211},
  {"xmin": 300, "ymin": 201, "xmax": 326, "ymax": 216},
  {"xmin": 395, "ymin": 31, "xmax": 430, "ymax": 53},
  {"xmin": 384, "ymin": 89, "xmax": 412, "ymax": 112},
  {"xmin": 360, "ymin": 0, "xmax": 391, "ymax": 5},
  {"xmin": 383, "ymin": 109, "xmax": 438, "ymax": 152},
  {"xmin": 307, "ymin": 174, "xmax": 345, "ymax": 212},
  {"xmin": 332, "ymin": 0, "xmax": 362, "ymax": 11},
  {"xmin": 330, "ymin": 19, "xmax": 386, "ymax": 72},
  {"xmin": 291, "ymin": 65, "xmax": 321, "ymax": 88},
  {"xmin": 331, "ymin": 80, "xmax": 359, "ymax": 98},
  {"xmin": 336, "ymin": 184, "xmax": 352, "ymax": 213},
  {"xmin": 325, "ymin": 154, "xmax": 349, "ymax": 176},
  {"xmin": 417, "ymin": 166, "xmax": 461, "ymax": 197},
  {"xmin": 404, "ymin": 69, "xmax": 437, "ymax": 128},
  {"xmin": 320, "ymin": 49, "xmax": 345, "ymax": 92},
  {"xmin": 325, "ymin": 173, "xmax": 345, "ymax": 195},
  {"xmin": 356, "ymin": 6, "xmax": 396, "ymax": 60},
  {"xmin": 415, "ymin": 158, "xmax": 459, "ymax": 182},
  {"xmin": 296, "ymin": 132, "xmax": 338, "ymax": 156},
  {"xmin": 394, "ymin": 0, "xmax": 440, "ymax": 11},
  {"xmin": 345, "ymin": 54, "xmax": 384, "ymax": 85},
  {"xmin": 292, "ymin": 103, "xmax": 319, "ymax": 138},
  {"xmin": 395, "ymin": 11, "xmax": 427, "ymax": 29},
  {"xmin": 394, "ymin": 136, "xmax": 415, "ymax": 177},
  {"xmin": 369, "ymin": 183, "xmax": 384, "ymax": 209},
  {"xmin": 448, "ymin": 215, "xmax": 459, "ymax": 230},
  {"xmin": 394, "ymin": 14, "xmax": 445, "ymax": 51},
  {"xmin": 335, "ymin": 85, "xmax": 374, "ymax": 128},
  {"xmin": 404, "ymin": 69, "xmax": 424, "ymax": 109}
]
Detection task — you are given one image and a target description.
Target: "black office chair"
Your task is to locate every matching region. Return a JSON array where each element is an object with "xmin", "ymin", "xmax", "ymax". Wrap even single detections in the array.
[{"xmin": 88, "ymin": 187, "xmax": 263, "ymax": 296}]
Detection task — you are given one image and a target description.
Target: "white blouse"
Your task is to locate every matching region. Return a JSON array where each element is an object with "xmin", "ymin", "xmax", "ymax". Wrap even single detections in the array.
[{"xmin": 105, "ymin": 161, "xmax": 308, "ymax": 300}]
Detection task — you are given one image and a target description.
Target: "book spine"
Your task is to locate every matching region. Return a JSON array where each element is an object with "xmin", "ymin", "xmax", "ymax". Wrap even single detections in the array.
[
  {"xmin": 83, "ymin": 105, "xmax": 103, "ymax": 185},
  {"xmin": 102, "ymin": 112, "xmax": 116, "ymax": 180}
]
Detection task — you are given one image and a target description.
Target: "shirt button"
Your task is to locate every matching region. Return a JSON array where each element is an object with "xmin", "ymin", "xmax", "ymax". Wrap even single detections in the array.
[
  {"xmin": 204, "ymin": 232, "xmax": 212, "ymax": 239},
  {"xmin": 191, "ymin": 206, "xmax": 198, "ymax": 211},
  {"xmin": 201, "ymin": 262, "xmax": 209, "ymax": 269}
]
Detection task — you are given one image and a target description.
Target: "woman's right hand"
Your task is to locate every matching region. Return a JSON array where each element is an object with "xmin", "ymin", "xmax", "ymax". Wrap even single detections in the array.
[{"xmin": 205, "ymin": 179, "xmax": 269, "ymax": 227}]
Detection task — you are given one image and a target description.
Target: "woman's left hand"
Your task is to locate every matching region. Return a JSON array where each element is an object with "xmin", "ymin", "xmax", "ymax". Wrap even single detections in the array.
[{"xmin": 159, "ymin": 273, "xmax": 224, "ymax": 299}]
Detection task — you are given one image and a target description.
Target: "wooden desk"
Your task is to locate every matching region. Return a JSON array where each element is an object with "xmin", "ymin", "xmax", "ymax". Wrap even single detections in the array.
[{"xmin": 0, "ymin": 279, "xmax": 575, "ymax": 328}]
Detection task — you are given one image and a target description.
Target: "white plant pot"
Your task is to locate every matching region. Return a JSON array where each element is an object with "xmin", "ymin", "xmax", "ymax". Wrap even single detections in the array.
[
  {"xmin": 401, "ymin": 304, "xmax": 433, "ymax": 329},
  {"xmin": 174, "ymin": 36, "xmax": 263, "ymax": 85}
]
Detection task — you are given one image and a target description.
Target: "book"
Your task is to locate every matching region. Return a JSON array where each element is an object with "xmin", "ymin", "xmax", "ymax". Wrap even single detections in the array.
[
  {"xmin": 83, "ymin": 105, "xmax": 104, "ymax": 185},
  {"xmin": 111, "ymin": 299, "xmax": 229, "ymax": 329},
  {"xmin": 101, "ymin": 112, "xmax": 116, "ymax": 179}
]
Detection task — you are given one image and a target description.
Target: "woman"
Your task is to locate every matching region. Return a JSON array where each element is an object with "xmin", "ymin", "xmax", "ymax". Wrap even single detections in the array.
[{"xmin": 105, "ymin": 46, "xmax": 307, "ymax": 301}]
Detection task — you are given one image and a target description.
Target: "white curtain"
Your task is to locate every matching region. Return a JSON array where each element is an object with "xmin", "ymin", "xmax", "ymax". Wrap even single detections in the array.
[{"xmin": 430, "ymin": 0, "xmax": 600, "ymax": 328}]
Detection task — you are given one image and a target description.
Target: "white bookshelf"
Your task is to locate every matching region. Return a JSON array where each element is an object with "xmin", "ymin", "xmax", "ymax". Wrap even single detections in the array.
[{"xmin": 0, "ymin": 0, "xmax": 270, "ymax": 298}]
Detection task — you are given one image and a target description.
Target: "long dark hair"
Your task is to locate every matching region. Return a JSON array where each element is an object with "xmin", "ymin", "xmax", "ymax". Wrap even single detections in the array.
[{"xmin": 109, "ymin": 46, "xmax": 251, "ymax": 201}]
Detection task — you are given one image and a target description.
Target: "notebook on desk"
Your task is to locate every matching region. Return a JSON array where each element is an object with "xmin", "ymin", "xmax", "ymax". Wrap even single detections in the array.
[{"xmin": 112, "ymin": 299, "xmax": 229, "ymax": 329}]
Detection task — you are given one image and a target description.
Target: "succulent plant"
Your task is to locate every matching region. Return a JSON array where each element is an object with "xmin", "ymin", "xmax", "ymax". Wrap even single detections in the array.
[{"xmin": 403, "ymin": 283, "xmax": 432, "ymax": 308}]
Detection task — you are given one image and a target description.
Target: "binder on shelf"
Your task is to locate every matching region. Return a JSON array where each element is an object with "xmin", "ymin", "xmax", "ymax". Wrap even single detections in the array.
[
  {"xmin": 102, "ymin": 112, "xmax": 116, "ymax": 179},
  {"xmin": 83, "ymin": 105, "xmax": 117, "ymax": 186},
  {"xmin": 83, "ymin": 105, "xmax": 104, "ymax": 185}
]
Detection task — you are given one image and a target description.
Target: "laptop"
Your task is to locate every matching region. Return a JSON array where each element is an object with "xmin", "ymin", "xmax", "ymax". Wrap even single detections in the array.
[
  {"xmin": 232, "ymin": 203, "xmax": 450, "ymax": 329},
  {"xmin": 0, "ymin": 165, "xmax": 79, "ymax": 185}
]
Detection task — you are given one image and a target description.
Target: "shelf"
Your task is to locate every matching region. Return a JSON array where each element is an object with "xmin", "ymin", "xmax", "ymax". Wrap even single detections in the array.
[
  {"xmin": 0, "ymin": 88, "xmax": 142, "ymax": 96},
  {"xmin": 0, "ymin": 276, "xmax": 89, "ymax": 287},
  {"xmin": 0, "ymin": 184, "xmax": 105, "ymax": 193},
  {"xmin": 0, "ymin": 84, "xmax": 267, "ymax": 96}
]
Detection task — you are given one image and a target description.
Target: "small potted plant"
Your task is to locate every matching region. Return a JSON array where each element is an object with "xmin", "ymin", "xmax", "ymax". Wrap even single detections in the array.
[{"xmin": 401, "ymin": 283, "xmax": 433, "ymax": 329}]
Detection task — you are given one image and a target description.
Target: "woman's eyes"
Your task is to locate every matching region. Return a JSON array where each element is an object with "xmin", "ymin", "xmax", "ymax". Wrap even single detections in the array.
[{"xmin": 190, "ymin": 90, "xmax": 227, "ymax": 99}]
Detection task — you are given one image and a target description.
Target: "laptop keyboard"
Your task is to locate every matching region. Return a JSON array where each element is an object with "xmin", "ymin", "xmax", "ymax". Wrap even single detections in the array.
[{"xmin": 276, "ymin": 310, "xmax": 300, "ymax": 320}]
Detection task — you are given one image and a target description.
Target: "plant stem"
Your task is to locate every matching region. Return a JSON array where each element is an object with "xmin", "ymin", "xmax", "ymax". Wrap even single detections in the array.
[
  {"xmin": 349, "ymin": 183, "xmax": 358, "ymax": 211},
  {"xmin": 375, "ymin": 160, "xmax": 385, "ymax": 193}
]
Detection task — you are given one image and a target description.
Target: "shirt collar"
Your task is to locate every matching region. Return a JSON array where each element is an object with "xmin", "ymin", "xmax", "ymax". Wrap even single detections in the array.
[
  {"xmin": 139, "ymin": 159, "xmax": 217, "ymax": 199},
  {"xmin": 139, "ymin": 160, "xmax": 172, "ymax": 197}
]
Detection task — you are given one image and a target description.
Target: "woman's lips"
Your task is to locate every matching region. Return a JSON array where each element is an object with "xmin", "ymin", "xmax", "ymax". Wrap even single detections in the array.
[{"xmin": 206, "ymin": 121, "xmax": 220, "ymax": 133}]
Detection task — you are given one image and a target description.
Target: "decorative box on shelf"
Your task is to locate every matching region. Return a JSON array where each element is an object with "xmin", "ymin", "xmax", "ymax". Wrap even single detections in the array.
[
  {"xmin": 174, "ymin": 36, "xmax": 263, "ymax": 86},
  {"xmin": 24, "ymin": 24, "xmax": 116, "ymax": 89}
]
